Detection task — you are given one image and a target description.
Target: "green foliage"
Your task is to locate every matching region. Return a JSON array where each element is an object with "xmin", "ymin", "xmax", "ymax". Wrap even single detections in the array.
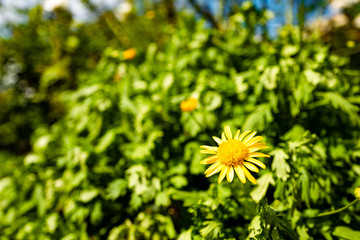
[{"xmin": 1, "ymin": 1, "xmax": 360, "ymax": 239}]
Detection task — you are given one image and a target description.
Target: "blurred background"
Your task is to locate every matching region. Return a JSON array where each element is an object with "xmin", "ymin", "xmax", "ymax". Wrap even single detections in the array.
[{"xmin": 0, "ymin": 0, "xmax": 360, "ymax": 239}]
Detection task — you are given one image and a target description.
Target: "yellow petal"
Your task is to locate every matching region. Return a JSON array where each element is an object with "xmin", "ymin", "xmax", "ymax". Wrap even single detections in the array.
[
  {"xmin": 212, "ymin": 136, "xmax": 222, "ymax": 145},
  {"xmin": 248, "ymin": 143, "xmax": 269, "ymax": 153},
  {"xmin": 218, "ymin": 166, "xmax": 229, "ymax": 184},
  {"xmin": 248, "ymin": 145, "xmax": 270, "ymax": 153},
  {"xmin": 234, "ymin": 165, "xmax": 246, "ymax": 183},
  {"xmin": 243, "ymin": 162, "xmax": 259, "ymax": 173},
  {"xmin": 245, "ymin": 136, "xmax": 264, "ymax": 146},
  {"xmin": 248, "ymin": 142, "xmax": 267, "ymax": 148},
  {"xmin": 200, "ymin": 145, "xmax": 218, "ymax": 152},
  {"xmin": 205, "ymin": 162, "xmax": 221, "ymax": 175},
  {"xmin": 227, "ymin": 166, "xmax": 234, "ymax": 182},
  {"xmin": 234, "ymin": 130, "xmax": 240, "ymax": 140},
  {"xmin": 200, "ymin": 150, "xmax": 217, "ymax": 154},
  {"xmin": 246, "ymin": 158, "xmax": 266, "ymax": 169},
  {"xmin": 238, "ymin": 130, "xmax": 251, "ymax": 141},
  {"xmin": 243, "ymin": 131, "xmax": 257, "ymax": 143},
  {"xmin": 250, "ymin": 152, "xmax": 270, "ymax": 158},
  {"xmin": 206, "ymin": 164, "xmax": 223, "ymax": 177},
  {"xmin": 221, "ymin": 132, "xmax": 227, "ymax": 142},
  {"xmin": 241, "ymin": 165, "xmax": 257, "ymax": 184},
  {"xmin": 200, "ymin": 155, "xmax": 218, "ymax": 164},
  {"xmin": 224, "ymin": 126, "xmax": 232, "ymax": 140}
]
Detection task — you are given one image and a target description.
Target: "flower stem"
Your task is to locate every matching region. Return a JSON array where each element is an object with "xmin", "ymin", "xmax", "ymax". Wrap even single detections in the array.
[{"xmin": 312, "ymin": 199, "xmax": 359, "ymax": 218}]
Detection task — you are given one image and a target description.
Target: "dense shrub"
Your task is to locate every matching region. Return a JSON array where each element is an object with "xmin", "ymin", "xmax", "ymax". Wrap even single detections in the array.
[{"xmin": 0, "ymin": 2, "xmax": 360, "ymax": 239}]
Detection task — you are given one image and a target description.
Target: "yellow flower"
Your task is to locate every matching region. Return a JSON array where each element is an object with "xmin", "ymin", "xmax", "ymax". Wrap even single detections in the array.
[
  {"xmin": 355, "ymin": 187, "xmax": 360, "ymax": 200},
  {"xmin": 123, "ymin": 48, "xmax": 136, "ymax": 60},
  {"xmin": 145, "ymin": 10, "xmax": 155, "ymax": 20},
  {"xmin": 200, "ymin": 126, "xmax": 270, "ymax": 184},
  {"xmin": 180, "ymin": 97, "xmax": 197, "ymax": 112}
]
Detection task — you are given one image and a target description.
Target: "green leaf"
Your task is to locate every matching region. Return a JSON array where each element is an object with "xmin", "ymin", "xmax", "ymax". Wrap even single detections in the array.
[
  {"xmin": 170, "ymin": 175, "xmax": 188, "ymax": 188},
  {"xmin": 200, "ymin": 221, "xmax": 222, "ymax": 239},
  {"xmin": 316, "ymin": 92, "xmax": 360, "ymax": 125},
  {"xmin": 106, "ymin": 179, "xmax": 128, "ymax": 200},
  {"xmin": 79, "ymin": 189, "xmax": 99, "ymax": 203},
  {"xmin": 178, "ymin": 228, "xmax": 192, "ymax": 240},
  {"xmin": 90, "ymin": 201, "xmax": 103, "ymax": 225},
  {"xmin": 162, "ymin": 73, "xmax": 174, "ymax": 91},
  {"xmin": 24, "ymin": 153, "xmax": 45, "ymax": 165},
  {"xmin": 108, "ymin": 226, "xmax": 122, "ymax": 240},
  {"xmin": 165, "ymin": 216, "xmax": 176, "ymax": 239},
  {"xmin": 32, "ymin": 184, "xmax": 45, "ymax": 217},
  {"xmin": 251, "ymin": 172, "xmax": 275, "ymax": 202},
  {"xmin": 243, "ymin": 104, "xmax": 273, "ymax": 131},
  {"xmin": 299, "ymin": 168, "xmax": 310, "ymax": 206},
  {"xmin": 260, "ymin": 66, "xmax": 279, "ymax": 90},
  {"xmin": 155, "ymin": 192, "xmax": 170, "ymax": 207},
  {"xmin": 46, "ymin": 213, "xmax": 58, "ymax": 233},
  {"xmin": 248, "ymin": 216, "xmax": 263, "ymax": 239},
  {"xmin": 297, "ymin": 226, "xmax": 310, "ymax": 240},
  {"xmin": 333, "ymin": 226, "xmax": 360, "ymax": 240},
  {"xmin": 271, "ymin": 149, "xmax": 291, "ymax": 181},
  {"xmin": 130, "ymin": 193, "xmax": 142, "ymax": 210},
  {"xmin": 282, "ymin": 45, "xmax": 299, "ymax": 57},
  {"xmin": 95, "ymin": 129, "xmax": 116, "ymax": 153},
  {"xmin": 203, "ymin": 91, "xmax": 222, "ymax": 111},
  {"xmin": 304, "ymin": 69, "xmax": 323, "ymax": 85}
]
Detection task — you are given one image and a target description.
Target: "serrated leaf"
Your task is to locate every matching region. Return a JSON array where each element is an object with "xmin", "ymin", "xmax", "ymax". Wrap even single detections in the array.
[
  {"xmin": 304, "ymin": 69, "xmax": 323, "ymax": 85},
  {"xmin": 200, "ymin": 221, "xmax": 222, "ymax": 239},
  {"xmin": 251, "ymin": 172, "xmax": 275, "ymax": 202},
  {"xmin": 248, "ymin": 215, "xmax": 263, "ymax": 239},
  {"xmin": 260, "ymin": 66, "xmax": 279, "ymax": 90},
  {"xmin": 271, "ymin": 149, "xmax": 290, "ymax": 181},
  {"xmin": 316, "ymin": 92, "xmax": 360, "ymax": 125},
  {"xmin": 243, "ymin": 104, "xmax": 273, "ymax": 131}
]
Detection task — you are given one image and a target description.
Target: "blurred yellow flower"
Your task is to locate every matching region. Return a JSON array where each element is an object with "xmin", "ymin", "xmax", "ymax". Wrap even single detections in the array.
[
  {"xmin": 180, "ymin": 97, "xmax": 197, "ymax": 112},
  {"xmin": 123, "ymin": 48, "xmax": 136, "ymax": 60},
  {"xmin": 200, "ymin": 126, "xmax": 269, "ymax": 184},
  {"xmin": 145, "ymin": 10, "xmax": 155, "ymax": 20},
  {"xmin": 355, "ymin": 187, "xmax": 360, "ymax": 200}
]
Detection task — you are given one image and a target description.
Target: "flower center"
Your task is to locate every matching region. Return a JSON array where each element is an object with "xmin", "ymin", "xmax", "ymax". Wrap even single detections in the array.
[{"xmin": 217, "ymin": 139, "xmax": 249, "ymax": 166}]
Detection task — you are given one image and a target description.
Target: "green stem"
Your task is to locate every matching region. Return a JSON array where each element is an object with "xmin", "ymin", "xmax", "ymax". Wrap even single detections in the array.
[{"xmin": 312, "ymin": 199, "xmax": 359, "ymax": 218}]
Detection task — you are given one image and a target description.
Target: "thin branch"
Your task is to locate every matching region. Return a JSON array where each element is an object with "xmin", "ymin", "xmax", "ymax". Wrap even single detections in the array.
[
  {"xmin": 188, "ymin": 0, "xmax": 220, "ymax": 29},
  {"xmin": 163, "ymin": 0, "xmax": 177, "ymax": 24}
]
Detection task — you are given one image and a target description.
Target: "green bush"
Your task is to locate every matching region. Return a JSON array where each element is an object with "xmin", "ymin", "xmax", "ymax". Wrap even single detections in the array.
[{"xmin": 0, "ymin": 2, "xmax": 360, "ymax": 240}]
